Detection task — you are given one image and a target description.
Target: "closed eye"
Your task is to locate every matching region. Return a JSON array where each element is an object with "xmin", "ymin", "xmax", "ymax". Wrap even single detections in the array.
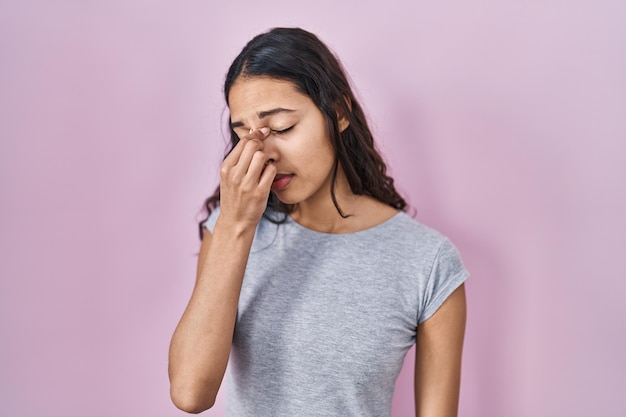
[{"xmin": 271, "ymin": 126, "xmax": 294, "ymax": 135}]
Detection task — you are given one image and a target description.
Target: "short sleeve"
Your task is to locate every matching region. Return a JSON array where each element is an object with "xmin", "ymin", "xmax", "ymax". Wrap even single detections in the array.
[
  {"xmin": 418, "ymin": 238, "xmax": 469, "ymax": 324},
  {"xmin": 202, "ymin": 206, "xmax": 221, "ymax": 234}
]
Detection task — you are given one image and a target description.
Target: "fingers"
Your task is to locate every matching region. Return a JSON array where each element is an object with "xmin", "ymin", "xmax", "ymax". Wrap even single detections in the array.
[
  {"xmin": 246, "ymin": 149, "xmax": 270, "ymax": 178},
  {"xmin": 218, "ymin": 127, "xmax": 274, "ymax": 226},
  {"xmin": 258, "ymin": 161, "xmax": 277, "ymax": 191},
  {"xmin": 223, "ymin": 127, "xmax": 270, "ymax": 168},
  {"xmin": 247, "ymin": 127, "xmax": 270, "ymax": 141},
  {"xmin": 235, "ymin": 140, "xmax": 263, "ymax": 176},
  {"xmin": 241, "ymin": 128, "xmax": 271, "ymax": 176},
  {"xmin": 221, "ymin": 127, "xmax": 272, "ymax": 186}
]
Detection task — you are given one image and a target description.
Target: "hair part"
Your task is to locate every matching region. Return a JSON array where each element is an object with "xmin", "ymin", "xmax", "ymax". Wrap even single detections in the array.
[{"xmin": 199, "ymin": 27, "xmax": 407, "ymax": 239}]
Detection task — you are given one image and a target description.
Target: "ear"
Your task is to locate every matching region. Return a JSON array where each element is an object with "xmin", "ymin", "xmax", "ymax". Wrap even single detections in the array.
[
  {"xmin": 338, "ymin": 112, "xmax": 350, "ymax": 133},
  {"xmin": 336, "ymin": 95, "xmax": 352, "ymax": 133}
]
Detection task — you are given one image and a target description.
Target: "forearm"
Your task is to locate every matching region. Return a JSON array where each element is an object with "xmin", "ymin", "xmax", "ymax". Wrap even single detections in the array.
[{"xmin": 168, "ymin": 220, "xmax": 256, "ymax": 412}]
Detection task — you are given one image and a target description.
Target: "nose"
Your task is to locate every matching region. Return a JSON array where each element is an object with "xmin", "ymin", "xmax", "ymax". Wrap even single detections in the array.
[{"xmin": 259, "ymin": 129, "xmax": 279, "ymax": 162}]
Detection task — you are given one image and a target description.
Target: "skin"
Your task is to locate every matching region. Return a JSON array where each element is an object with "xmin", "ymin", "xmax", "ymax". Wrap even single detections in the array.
[
  {"xmin": 415, "ymin": 285, "xmax": 466, "ymax": 417},
  {"xmin": 168, "ymin": 76, "xmax": 467, "ymax": 416}
]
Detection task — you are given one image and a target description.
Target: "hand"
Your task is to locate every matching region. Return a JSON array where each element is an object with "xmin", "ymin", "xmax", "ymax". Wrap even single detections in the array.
[{"xmin": 217, "ymin": 127, "xmax": 276, "ymax": 229}]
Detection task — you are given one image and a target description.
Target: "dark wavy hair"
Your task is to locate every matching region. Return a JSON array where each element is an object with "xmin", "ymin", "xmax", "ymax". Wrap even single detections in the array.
[{"xmin": 199, "ymin": 27, "xmax": 407, "ymax": 239}]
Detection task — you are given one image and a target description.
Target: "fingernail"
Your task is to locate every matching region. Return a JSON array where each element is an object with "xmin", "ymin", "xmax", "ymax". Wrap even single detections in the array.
[{"xmin": 259, "ymin": 127, "xmax": 270, "ymax": 135}]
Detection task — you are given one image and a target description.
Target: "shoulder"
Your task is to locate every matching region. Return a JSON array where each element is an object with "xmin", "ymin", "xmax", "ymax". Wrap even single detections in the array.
[
  {"xmin": 382, "ymin": 211, "xmax": 448, "ymax": 250},
  {"xmin": 359, "ymin": 197, "xmax": 445, "ymax": 246},
  {"xmin": 381, "ymin": 212, "xmax": 467, "ymax": 277}
]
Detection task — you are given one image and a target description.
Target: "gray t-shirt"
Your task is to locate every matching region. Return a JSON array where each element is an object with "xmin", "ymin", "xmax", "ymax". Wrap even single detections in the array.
[{"xmin": 205, "ymin": 207, "xmax": 469, "ymax": 417}]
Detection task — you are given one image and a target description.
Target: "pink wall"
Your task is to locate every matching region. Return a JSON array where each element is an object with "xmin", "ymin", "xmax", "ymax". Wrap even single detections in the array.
[{"xmin": 1, "ymin": 1, "xmax": 625, "ymax": 416}]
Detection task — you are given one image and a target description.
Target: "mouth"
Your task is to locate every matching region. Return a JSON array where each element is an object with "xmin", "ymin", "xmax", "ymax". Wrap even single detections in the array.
[{"xmin": 271, "ymin": 174, "xmax": 293, "ymax": 191}]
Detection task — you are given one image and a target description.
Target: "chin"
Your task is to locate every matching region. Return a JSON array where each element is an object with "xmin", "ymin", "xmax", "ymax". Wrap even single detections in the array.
[
  {"xmin": 274, "ymin": 195, "xmax": 299, "ymax": 206},
  {"xmin": 271, "ymin": 190, "xmax": 302, "ymax": 206}
]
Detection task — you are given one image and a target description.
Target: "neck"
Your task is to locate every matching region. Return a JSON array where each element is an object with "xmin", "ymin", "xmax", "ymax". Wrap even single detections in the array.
[
  {"xmin": 291, "ymin": 199, "xmax": 358, "ymax": 234},
  {"xmin": 291, "ymin": 192, "xmax": 398, "ymax": 234},
  {"xmin": 287, "ymin": 165, "xmax": 398, "ymax": 234},
  {"xmin": 291, "ymin": 169, "xmax": 376, "ymax": 234}
]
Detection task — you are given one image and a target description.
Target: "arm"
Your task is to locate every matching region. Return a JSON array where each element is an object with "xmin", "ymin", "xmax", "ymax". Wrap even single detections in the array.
[
  {"xmin": 414, "ymin": 284, "xmax": 467, "ymax": 417},
  {"xmin": 168, "ymin": 128, "xmax": 275, "ymax": 413}
]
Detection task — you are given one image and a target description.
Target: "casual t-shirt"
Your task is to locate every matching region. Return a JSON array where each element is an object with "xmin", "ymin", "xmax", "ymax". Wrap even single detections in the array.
[{"xmin": 204, "ymin": 207, "xmax": 469, "ymax": 417}]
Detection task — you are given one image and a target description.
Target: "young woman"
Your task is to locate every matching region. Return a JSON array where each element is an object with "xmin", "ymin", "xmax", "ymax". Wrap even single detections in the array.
[{"xmin": 169, "ymin": 27, "xmax": 469, "ymax": 417}]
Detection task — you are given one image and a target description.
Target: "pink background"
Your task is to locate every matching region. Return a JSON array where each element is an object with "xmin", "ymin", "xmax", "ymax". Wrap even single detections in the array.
[{"xmin": 1, "ymin": 1, "xmax": 625, "ymax": 416}]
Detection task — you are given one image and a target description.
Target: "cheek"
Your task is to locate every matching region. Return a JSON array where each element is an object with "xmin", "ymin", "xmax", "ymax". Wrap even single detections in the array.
[
  {"xmin": 298, "ymin": 134, "xmax": 334, "ymax": 163},
  {"xmin": 282, "ymin": 118, "xmax": 335, "ymax": 169},
  {"xmin": 304, "ymin": 142, "xmax": 336, "ymax": 181},
  {"xmin": 312, "ymin": 132, "xmax": 336, "ymax": 162}
]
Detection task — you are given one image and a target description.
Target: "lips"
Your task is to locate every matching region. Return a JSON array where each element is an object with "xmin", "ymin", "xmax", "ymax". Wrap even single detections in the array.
[{"xmin": 271, "ymin": 174, "xmax": 293, "ymax": 190}]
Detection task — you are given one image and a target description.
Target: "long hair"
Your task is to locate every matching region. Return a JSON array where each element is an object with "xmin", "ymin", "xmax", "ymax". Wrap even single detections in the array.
[{"xmin": 199, "ymin": 27, "xmax": 407, "ymax": 239}]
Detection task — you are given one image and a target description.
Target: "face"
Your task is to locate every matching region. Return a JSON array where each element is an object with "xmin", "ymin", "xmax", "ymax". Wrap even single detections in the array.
[{"xmin": 228, "ymin": 76, "xmax": 339, "ymax": 207}]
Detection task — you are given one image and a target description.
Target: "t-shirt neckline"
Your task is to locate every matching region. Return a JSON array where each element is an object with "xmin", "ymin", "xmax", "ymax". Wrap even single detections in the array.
[{"xmin": 284, "ymin": 210, "xmax": 404, "ymax": 237}]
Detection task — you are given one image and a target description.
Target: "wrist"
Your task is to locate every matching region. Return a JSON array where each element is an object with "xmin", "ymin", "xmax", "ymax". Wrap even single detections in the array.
[{"xmin": 213, "ymin": 215, "xmax": 258, "ymax": 240}]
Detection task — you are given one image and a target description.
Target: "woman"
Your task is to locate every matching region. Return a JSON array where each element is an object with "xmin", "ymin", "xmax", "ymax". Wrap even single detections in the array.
[{"xmin": 169, "ymin": 27, "xmax": 468, "ymax": 417}]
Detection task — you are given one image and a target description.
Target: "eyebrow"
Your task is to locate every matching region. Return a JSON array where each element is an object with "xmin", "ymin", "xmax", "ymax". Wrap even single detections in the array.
[{"xmin": 230, "ymin": 108, "xmax": 296, "ymax": 129}]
